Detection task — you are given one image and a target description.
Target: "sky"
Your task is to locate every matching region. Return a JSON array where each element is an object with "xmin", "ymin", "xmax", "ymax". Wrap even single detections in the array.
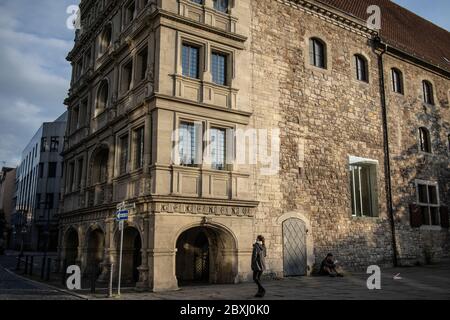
[{"xmin": 0, "ymin": 0, "xmax": 448, "ymax": 168}]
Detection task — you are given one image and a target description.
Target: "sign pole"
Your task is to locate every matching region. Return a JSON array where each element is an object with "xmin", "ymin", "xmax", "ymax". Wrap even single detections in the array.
[{"xmin": 117, "ymin": 220, "xmax": 124, "ymax": 296}]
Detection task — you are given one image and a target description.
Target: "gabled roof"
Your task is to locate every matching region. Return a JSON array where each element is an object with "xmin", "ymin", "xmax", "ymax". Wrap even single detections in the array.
[{"xmin": 317, "ymin": 0, "xmax": 450, "ymax": 73}]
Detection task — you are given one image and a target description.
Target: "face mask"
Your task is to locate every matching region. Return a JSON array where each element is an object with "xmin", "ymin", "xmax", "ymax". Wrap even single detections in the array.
[{"xmin": 257, "ymin": 241, "xmax": 263, "ymax": 245}]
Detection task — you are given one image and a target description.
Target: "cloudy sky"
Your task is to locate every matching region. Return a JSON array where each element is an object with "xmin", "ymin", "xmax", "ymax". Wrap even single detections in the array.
[{"xmin": 0, "ymin": 0, "xmax": 448, "ymax": 168}]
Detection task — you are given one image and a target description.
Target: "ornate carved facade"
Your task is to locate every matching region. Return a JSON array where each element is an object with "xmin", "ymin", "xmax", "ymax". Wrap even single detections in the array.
[{"xmin": 60, "ymin": 0, "xmax": 450, "ymax": 292}]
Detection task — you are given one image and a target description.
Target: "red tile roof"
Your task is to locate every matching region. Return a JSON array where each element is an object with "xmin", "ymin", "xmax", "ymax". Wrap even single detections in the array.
[{"xmin": 317, "ymin": 0, "xmax": 450, "ymax": 73}]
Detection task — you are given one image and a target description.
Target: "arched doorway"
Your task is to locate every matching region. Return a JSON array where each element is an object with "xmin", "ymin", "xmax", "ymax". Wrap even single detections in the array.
[
  {"xmin": 282, "ymin": 218, "xmax": 307, "ymax": 276},
  {"xmin": 86, "ymin": 228, "xmax": 105, "ymax": 278},
  {"xmin": 64, "ymin": 228, "xmax": 79, "ymax": 266},
  {"xmin": 116, "ymin": 226, "xmax": 142, "ymax": 284},
  {"xmin": 175, "ymin": 225, "xmax": 237, "ymax": 286}
]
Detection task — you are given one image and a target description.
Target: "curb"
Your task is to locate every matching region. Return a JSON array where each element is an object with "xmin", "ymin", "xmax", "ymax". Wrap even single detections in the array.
[{"xmin": 1, "ymin": 264, "xmax": 89, "ymax": 300}]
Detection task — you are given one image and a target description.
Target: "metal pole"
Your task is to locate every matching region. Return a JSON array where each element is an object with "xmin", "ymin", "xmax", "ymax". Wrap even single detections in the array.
[
  {"xmin": 117, "ymin": 221, "xmax": 124, "ymax": 296},
  {"xmin": 108, "ymin": 264, "xmax": 114, "ymax": 298}
]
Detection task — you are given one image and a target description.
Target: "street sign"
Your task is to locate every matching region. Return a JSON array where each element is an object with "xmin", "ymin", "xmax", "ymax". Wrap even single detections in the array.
[
  {"xmin": 116, "ymin": 210, "xmax": 129, "ymax": 221},
  {"xmin": 115, "ymin": 202, "xmax": 135, "ymax": 297},
  {"xmin": 117, "ymin": 202, "xmax": 136, "ymax": 210}
]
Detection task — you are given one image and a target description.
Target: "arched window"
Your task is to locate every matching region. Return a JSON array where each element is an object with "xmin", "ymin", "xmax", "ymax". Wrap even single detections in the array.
[
  {"xmin": 99, "ymin": 24, "xmax": 112, "ymax": 55},
  {"xmin": 419, "ymin": 127, "xmax": 431, "ymax": 153},
  {"xmin": 422, "ymin": 80, "xmax": 434, "ymax": 105},
  {"xmin": 391, "ymin": 68, "xmax": 403, "ymax": 94},
  {"xmin": 309, "ymin": 38, "xmax": 326, "ymax": 69},
  {"xmin": 213, "ymin": 0, "xmax": 228, "ymax": 13},
  {"xmin": 96, "ymin": 80, "xmax": 109, "ymax": 114},
  {"xmin": 355, "ymin": 54, "xmax": 368, "ymax": 82}
]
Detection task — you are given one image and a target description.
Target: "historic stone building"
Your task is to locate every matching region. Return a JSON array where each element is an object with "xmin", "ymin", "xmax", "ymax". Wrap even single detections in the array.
[{"xmin": 60, "ymin": 0, "xmax": 449, "ymax": 291}]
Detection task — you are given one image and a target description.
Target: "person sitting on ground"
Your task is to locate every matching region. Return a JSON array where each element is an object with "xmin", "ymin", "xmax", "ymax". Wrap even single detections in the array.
[{"xmin": 319, "ymin": 253, "xmax": 343, "ymax": 277}]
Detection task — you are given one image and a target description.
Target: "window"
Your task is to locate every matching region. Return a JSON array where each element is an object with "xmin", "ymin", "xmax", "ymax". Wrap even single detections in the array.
[
  {"xmin": 96, "ymin": 80, "xmax": 109, "ymax": 113},
  {"xmin": 137, "ymin": 47, "xmax": 148, "ymax": 81},
  {"xmin": 45, "ymin": 193, "xmax": 54, "ymax": 209},
  {"xmin": 124, "ymin": 1, "xmax": 136, "ymax": 26},
  {"xmin": 182, "ymin": 44, "xmax": 200, "ymax": 79},
  {"xmin": 35, "ymin": 193, "xmax": 41, "ymax": 209},
  {"xmin": 41, "ymin": 137, "xmax": 48, "ymax": 152},
  {"xmin": 419, "ymin": 127, "xmax": 431, "ymax": 153},
  {"xmin": 349, "ymin": 158, "xmax": 378, "ymax": 217},
  {"xmin": 416, "ymin": 182, "xmax": 440, "ymax": 226},
  {"xmin": 100, "ymin": 24, "xmax": 112, "ymax": 55},
  {"xmin": 210, "ymin": 127, "xmax": 226, "ymax": 170},
  {"xmin": 213, "ymin": 0, "xmax": 228, "ymax": 13},
  {"xmin": 179, "ymin": 121, "xmax": 201, "ymax": 167},
  {"xmin": 79, "ymin": 99, "xmax": 87, "ymax": 127},
  {"xmin": 134, "ymin": 127, "xmax": 145, "ymax": 170},
  {"xmin": 68, "ymin": 162, "xmax": 75, "ymax": 191},
  {"xmin": 121, "ymin": 60, "xmax": 133, "ymax": 93},
  {"xmin": 191, "ymin": 0, "xmax": 203, "ymax": 4},
  {"xmin": 119, "ymin": 135, "xmax": 129, "ymax": 175},
  {"xmin": 71, "ymin": 106, "xmax": 79, "ymax": 132},
  {"xmin": 48, "ymin": 162, "xmax": 57, "ymax": 178},
  {"xmin": 422, "ymin": 80, "xmax": 434, "ymax": 105},
  {"xmin": 391, "ymin": 68, "xmax": 403, "ymax": 94},
  {"xmin": 309, "ymin": 38, "xmax": 326, "ymax": 69},
  {"xmin": 355, "ymin": 55, "xmax": 368, "ymax": 82},
  {"xmin": 211, "ymin": 52, "xmax": 227, "ymax": 86},
  {"xmin": 39, "ymin": 163, "xmax": 44, "ymax": 178},
  {"xmin": 77, "ymin": 159, "xmax": 83, "ymax": 189},
  {"xmin": 50, "ymin": 137, "xmax": 59, "ymax": 152}
]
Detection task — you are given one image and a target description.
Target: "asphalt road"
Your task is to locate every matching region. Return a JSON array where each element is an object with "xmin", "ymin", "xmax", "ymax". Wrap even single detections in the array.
[{"xmin": 0, "ymin": 256, "xmax": 82, "ymax": 300}]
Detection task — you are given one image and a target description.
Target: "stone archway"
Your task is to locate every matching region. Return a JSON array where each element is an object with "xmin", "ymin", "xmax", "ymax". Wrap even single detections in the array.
[
  {"xmin": 115, "ymin": 226, "xmax": 142, "ymax": 284},
  {"xmin": 63, "ymin": 227, "xmax": 79, "ymax": 266},
  {"xmin": 85, "ymin": 227, "xmax": 105, "ymax": 278},
  {"xmin": 175, "ymin": 224, "xmax": 238, "ymax": 286}
]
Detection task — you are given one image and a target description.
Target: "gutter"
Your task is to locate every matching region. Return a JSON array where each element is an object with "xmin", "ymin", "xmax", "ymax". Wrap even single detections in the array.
[{"xmin": 372, "ymin": 36, "xmax": 399, "ymax": 267}]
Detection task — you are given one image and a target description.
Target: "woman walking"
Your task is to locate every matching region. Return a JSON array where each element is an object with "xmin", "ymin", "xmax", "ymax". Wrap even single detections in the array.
[{"xmin": 251, "ymin": 235, "xmax": 266, "ymax": 297}]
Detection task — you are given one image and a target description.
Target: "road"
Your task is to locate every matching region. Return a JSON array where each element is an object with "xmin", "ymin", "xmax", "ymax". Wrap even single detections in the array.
[{"xmin": 0, "ymin": 255, "xmax": 82, "ymax": 300}]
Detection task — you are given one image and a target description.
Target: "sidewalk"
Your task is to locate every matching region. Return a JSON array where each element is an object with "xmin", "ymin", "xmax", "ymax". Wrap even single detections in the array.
[{"xmin": 2, "ymin": 251, "xmax": 450, "ymax": 300}]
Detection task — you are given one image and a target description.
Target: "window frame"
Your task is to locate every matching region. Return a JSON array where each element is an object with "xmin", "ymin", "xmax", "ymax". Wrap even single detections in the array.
[
  {"xmin": 211, "ymin": 51, "xmax": 228, "ymax": 86},
  {"xmin": 181, "ymin": 43, "xmax": 202, "ymax": 80},
  {"xmin": 422, "ymin": 80, "xmax": 435, "ymax": 105},
  {"xmin": 309, "ymin": 38, "xmax": 326, "ymax": 69},
  {"xmin": 391, "ymin": 68, "xmax": 404, "ymax": 94},
  {"xmin": 415, "ymin": 180, "xmax": 440, "ymax": 227},
  {"xmin": 118, "ymin": 134, "xmax": 130, "ymax": 175},
  {"xmin": 349, "ymin": 156, "xmax": 379, "ymax": 218},
  {"xmin": 355, "ymin": 54, "xmax": 369, "ymax": 83},
  {"xmin": 418, "ymin": 127, "xmax": 432, "ymax": 154},
  {"xmin": 177, "ymin": 119, "xmax": 203, "ymax": 167}
]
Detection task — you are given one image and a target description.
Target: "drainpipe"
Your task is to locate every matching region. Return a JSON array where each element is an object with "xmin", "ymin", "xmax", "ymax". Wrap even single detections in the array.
[{"xmin": 372, "ymin": 36, "xmax": 399, "ymax": 267}]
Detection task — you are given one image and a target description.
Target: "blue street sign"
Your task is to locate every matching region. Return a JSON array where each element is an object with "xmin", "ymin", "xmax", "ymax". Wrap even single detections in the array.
[{"xmin": 116, "ymin": 210, "xmax": 129, "ymax": 221}]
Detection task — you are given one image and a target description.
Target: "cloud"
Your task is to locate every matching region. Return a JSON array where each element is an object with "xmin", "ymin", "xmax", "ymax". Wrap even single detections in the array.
[{"xmin": 0, "ymin": 0, "xmax": 76, "ymax": 167}]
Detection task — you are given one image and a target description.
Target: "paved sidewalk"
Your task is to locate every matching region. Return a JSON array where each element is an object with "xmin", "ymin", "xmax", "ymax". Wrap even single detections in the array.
[
  {"xmin": 2, "ymin": 251, "xmax": 450, "ymax": 300},
  {"xmin": 89, "ymin": 261, "xmax": 450, "ymax": 300}
]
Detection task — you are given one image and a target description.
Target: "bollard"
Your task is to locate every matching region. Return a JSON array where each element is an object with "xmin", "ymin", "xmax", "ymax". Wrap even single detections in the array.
[
  {"xmin": 40, "ymin": 256, "xmax": 46, "ymax": 279},
  {"xmin": 108, "ymin": 264, "xmax": 114, "ymax": 298},
  {"xmin": 24, "ymin": 256, "xmax": 29, "ymax": 275},
  {"xmin": 90, "ymin": 269, "xmax": 96, "ymax": 294},
  {"xmin": 29, "ymin": 256, "xmax": 34, "ymax": 276},
  {"xmin": 45, "ymin": 258, "xmax": 51, "ymax": 281},
  {"xmin": 61, "ymin": 259, "xmax": 68, "ymax": 286},
  {"xmin": 15, "ymin": 255, "xmax": 22, "ymax": 271}
]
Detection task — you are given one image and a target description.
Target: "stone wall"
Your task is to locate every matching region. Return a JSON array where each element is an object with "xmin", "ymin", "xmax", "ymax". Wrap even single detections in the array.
[{"xmin": 249, "ymin": 0, "xmax": 449, "ymax": 273}]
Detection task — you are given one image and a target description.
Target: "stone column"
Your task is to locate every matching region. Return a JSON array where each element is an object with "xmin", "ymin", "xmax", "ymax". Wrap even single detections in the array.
[
  {"xmin": 136, "ymin": 216, "xmax": 150, "ymax": 290},
  {"xmin": 98, "ymin": 218, "xmax": 114, "ymax": 283}
]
